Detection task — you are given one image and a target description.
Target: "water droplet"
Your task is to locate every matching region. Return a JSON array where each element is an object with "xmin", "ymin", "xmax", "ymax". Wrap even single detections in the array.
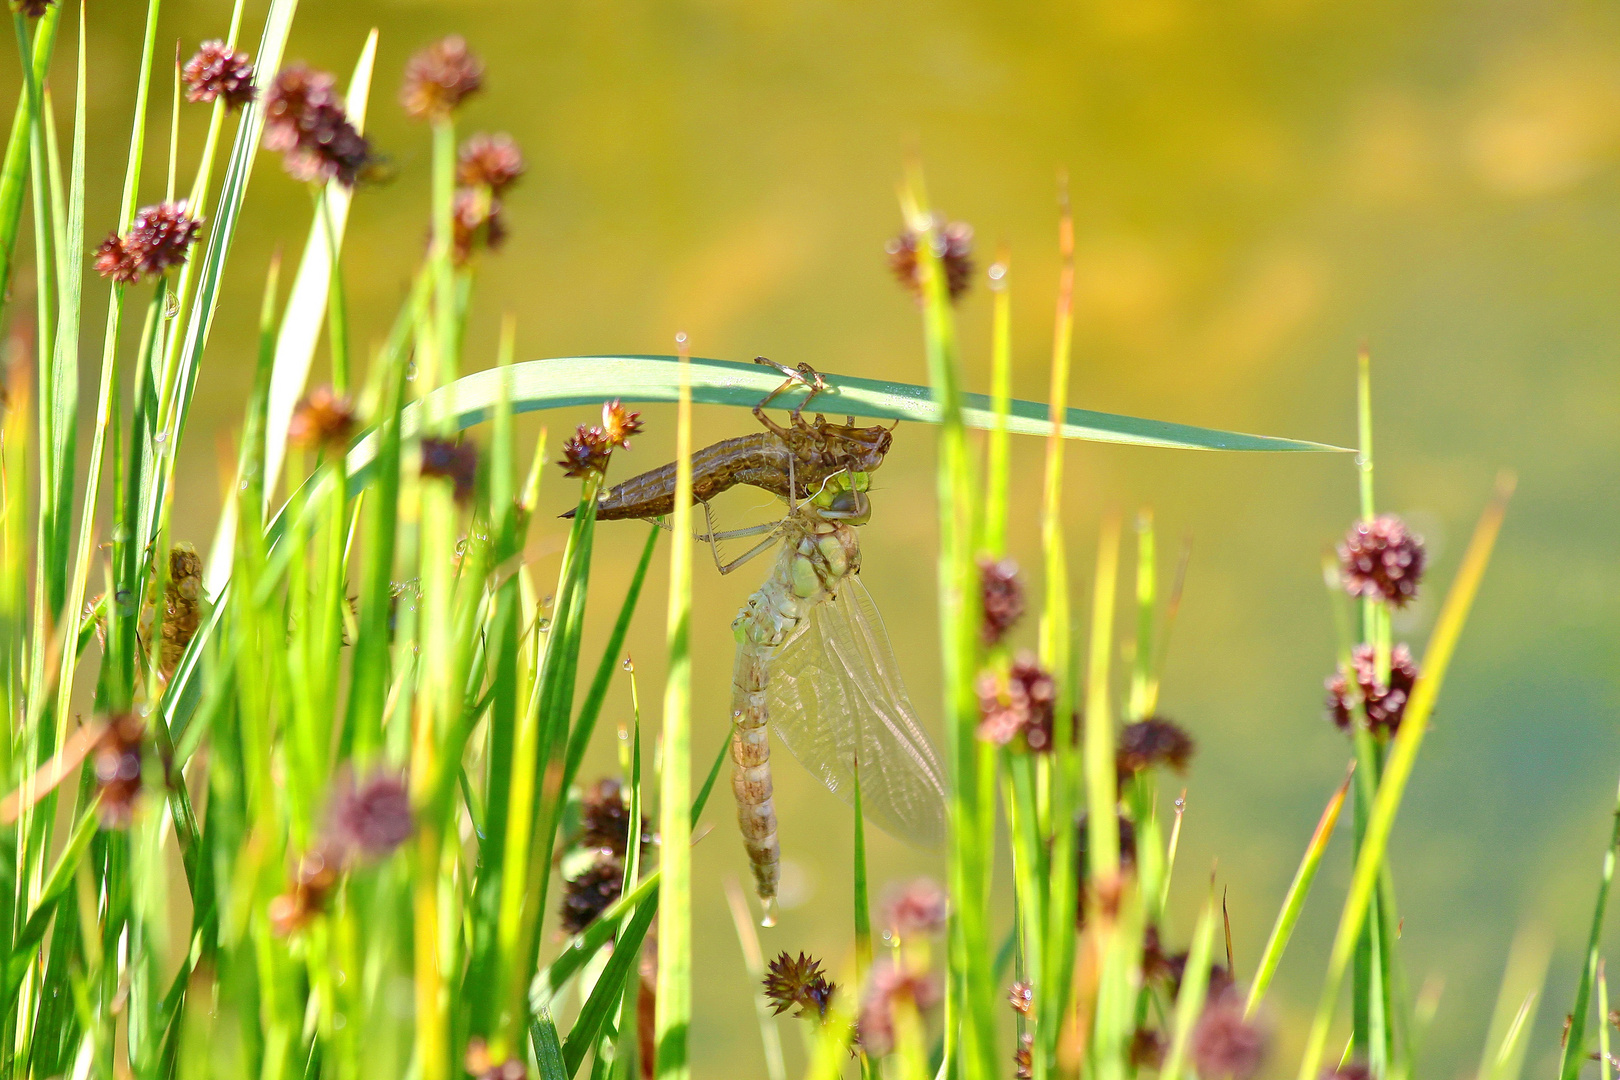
[
  {"xmin": 988, "ymin": 262, "xmax": 1006, "ymax": 282},
  {"xmin": 622, "ymin": 657, "xmax": 634, "ymax": 672},
  {"xmin": 163, "ymin": 289, "xmax": 180, "ymax": 318},
  {"xmin": 239, "ymin": 480, "xmax": 249, "ymax": 492},
  {"xmin": 153, "ymin": 430, "xmax": 168, "ymax": 444},
  {"xmin": 674, "ymin": 331, "xmax": 688, "ymax": 346},
  {"xmin": 537, "ymin": 617, "xmax": 551, "ymax": 631},
  {"xmin": 405, "ymin": 361, "xmax": 418, "ymax": 382}
]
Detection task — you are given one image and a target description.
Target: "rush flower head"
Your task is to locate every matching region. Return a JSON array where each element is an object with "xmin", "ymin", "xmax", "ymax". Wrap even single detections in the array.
[
  {"xmin": 1339, "ymin": 514, "xmax": 1426, "ymax": 607},
  {"xmin": 95, "ymin": 202, "xmax": 203, "ymax": 284},
  {"xmin": 420, "ymin": 436, "xmax": 479, "ymax": 503},
  {"xmin": 558, "ymin": 424, "xmax": 613, "ymax": 480},
  {"xmin": 886, "ymin": 214, "xmax": 974, "ymax": 304},
  {"xmin": 977, "ymin": 556, "xmax": 1024, "ymax": 645},
  {"xmin": 1116, "ymin": 716, "xmax": 1196, "ymax": 781},
  {"xmin": 1014, "ymin": 1032, "xmax": 1034, "ymax": 1079},
  {"xmin": 1130, "ymin": 1028, "xmax": 1167, "ymax": 1069},
  {"xmin": 328, "ymin": 770, "xmax": 413, "ymax": 859},
  {"xmin": 458, "ymin": 133, "xmax": 526, "ymax": 193},
  {"xmin": 601, "ymin": 400, "xmax": 644, "ymax": 450},
  {"xmin": 579, "ymin": 777, "xmax": 648, "ymax": 856},
  {"xmin": 1189, "ymin": 991, "xmax": 1269, "ymax": 1079},
  {"xmin": 857, "ymin": 960, "xmax": 941, "ymax": 1057},
  {"xmin": 1076, "ymin": 810, "xmax": 1137, "ymax": 925},
  {"xmin": 401, "ymin": 36, "xmax": 483, "ymax": 121},
  {"xmin": 268, "ymin": 839, "xmax": 345, "ymax": 935},
  {"xmin": 287, "ymin": 385, "xmax": 358, "ymax": 451},
  {"xmin": 93, "ymin": 713, "xmax": 148, "ymax": 828},
  {"xmin": 450, "ymin": 186, "xmax": 506, "ymax": 264},
  {"xmin": 10, "ymin": 0, "xmax": 51, "ymax": 18},
  {"xmin": 975, "ymin": 653, "xmax": 1055, "ymax": 752},
  {"xmin": 882, "ymin": 877, "xmax": 948, "ymax": 938},
  {"xmin": 1325, "ymin": 643, "xmax": 1420, "ymax": 736},
  {"xmin": 559, "ymin": 852, "xmax": 624, "ymax": 933},
  {"xmin": 1008, "ymin": 981, "xmax": 1032, "ymax": 1015},
  {"xmin": 263, "ymin": 64, "xmax": 372, "ymax": 186},
  {"xmin": 763, "ymin": 951, "xmax": 837, "ymax": 1020},
  {"xmin": 183, "ymin": 41, "xmax": 256, "ymax": 110}
]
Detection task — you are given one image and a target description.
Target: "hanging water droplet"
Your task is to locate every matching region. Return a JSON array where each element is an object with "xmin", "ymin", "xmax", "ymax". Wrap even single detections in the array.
[
  {"xmin": 622, "ymin": 656, "xmax": 634, "ymax": 672},
  {"xmin": 404, "ymin": 361, "xmax": 418, "ymax": 382},
  {"xmin": 537, "ymin": 617, "xmax": 551, "ymax": 631},
  {"xmin": 163, "ymin": 289, "xmax": 180, "ymax": 318},
  {"xmin": 152, "ymin": 430, "xmax": 168, "ymax": 444}
]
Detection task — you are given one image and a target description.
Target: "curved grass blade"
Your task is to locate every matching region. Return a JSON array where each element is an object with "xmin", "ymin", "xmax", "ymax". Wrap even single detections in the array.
[
  {"xmin": 341, "ymin": 355, "xmax": 1346, "ymax": 485},
  {"xmin": 562, "ymin": 892, "xmax": 658, "ymax": 1076}
]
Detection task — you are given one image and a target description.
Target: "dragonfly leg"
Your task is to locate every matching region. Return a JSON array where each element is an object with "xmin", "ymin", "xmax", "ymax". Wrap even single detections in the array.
[
  {"xmin": 751, "ymin": 357, "xmax": 827, "ymax": 426},
  {"xmin": 717, "ymin": 532, "xmax": 784, "ymax": 576}
]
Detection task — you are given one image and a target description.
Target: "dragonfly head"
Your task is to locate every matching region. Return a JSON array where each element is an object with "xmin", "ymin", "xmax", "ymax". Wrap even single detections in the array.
[
  {"xmin": 810, "ymin": 418, "xmax": 892, "ymax": 475},
  {"xmin": 809, "ymin": 470, "xmax": 872, "ymax": 525}
]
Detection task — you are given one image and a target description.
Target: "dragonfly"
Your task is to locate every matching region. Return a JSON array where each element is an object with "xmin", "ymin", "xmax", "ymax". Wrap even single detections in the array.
[{"xmin": 595, "ymin": 360, "xmax": 948, "ymax": 922}]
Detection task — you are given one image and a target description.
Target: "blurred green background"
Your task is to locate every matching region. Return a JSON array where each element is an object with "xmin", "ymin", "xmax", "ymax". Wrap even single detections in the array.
[{"xmin": 42, "ymin": 0, "xmax": 1620, "ymax": 1073}]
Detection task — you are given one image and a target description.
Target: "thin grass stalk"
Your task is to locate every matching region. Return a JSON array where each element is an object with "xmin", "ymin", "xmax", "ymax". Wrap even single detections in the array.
[
  {"xmin": 0, "ymin": 1, "xmax": 57, "ymax": 308},
  {"xmin": 654, "ymin": 337, "xmax": 694, "ymax": 1080},
  {"xmin": 1084, "ymin": 516, "xmax": 1126, "ymax": 1078},
  {"xmin": 1295, "ymin": 474, "xmax": 1514, "ymax": 1079},
  {"xmin": 1246, "ymin": 763, "xmax": 1353, "ymax": 1013},
  {"xmin": 983, "ymin": 248, "xmax": 1011, "ymax": 554},
  {"xmin": 1159, "ymin": 895, "xmax": 1216, "ymax": 1080},
  {"xmin": 722, "ymin": 878, "xmax": 786, "ymax": 1080},
  {"xmin": 1599, "ymin": 961, "xmax": 1610, "ymax": 1080},
  {"xmin": 1557, "ymin": 769, "xmax": 1620, "ymax": 1080},
  {"xmin": 1477, "ymin": 926, "xmax": 1550, "ymax": 1080}
]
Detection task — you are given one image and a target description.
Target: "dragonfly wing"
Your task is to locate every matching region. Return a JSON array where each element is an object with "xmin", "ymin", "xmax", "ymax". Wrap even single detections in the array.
[{"xmin": 766, "ymin": 574, "xmax": 949, "ymax": 849}]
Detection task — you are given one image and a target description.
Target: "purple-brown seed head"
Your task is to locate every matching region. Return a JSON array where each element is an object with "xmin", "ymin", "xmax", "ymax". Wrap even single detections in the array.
[
  {"xmin": 287, "ymin": 385, "xmax": 358, "ymax": 452},
  {"xmin": 1116, "ymin": 716, "xmax": 1196, "ymax": 781},
  {"xmin": 978, "ymin": 556, "xmax": 1024, "ymax": 646},
  {"xmin": 1189, "ymin": 991, "xmax": 1269, "ymax": 1079},
  {"xmin": 420, "ymin": 436, "xmax": 479, "ymax": 503},
  {"xmin": 1339, "ymin": 514, "xmax": 1426, "ymax": 607},
  {"xmin": 762, "ymin": 951, "xmax": 837, "ymax": 1020},
  {"xmin": 558, "ymin": 425, "xmax": 613, "ymax": 480},
  {"xmin": 263, "ymin": 64, "xmax": 372, "ymax": 187},
  {"xmin": 458, "ymin": 132, "xmax": 525, "ymax": 193},
  {"xmin": 328, "ymin": 770, "xmax": 414, "ymax": 859},
  {"xmin": 882, "ymin": 877, "xmax": 948, "ymax": 938},
  {"xmin": 183, "ymin": 41, "xmax": 256, "ymax": 110},
  {"xmin": 886, "ymin": 215, "xmax": 974, "ymax": 304},
  {"xmin": 401, "ymin": 36, "xmax": 483, "ymax": 121}
]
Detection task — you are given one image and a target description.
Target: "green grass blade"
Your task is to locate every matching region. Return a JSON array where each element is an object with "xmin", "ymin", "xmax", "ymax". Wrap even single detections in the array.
[
  {"xmin": 1160, "ymin": 895, "xmax": 1217, "ymax": 1080},
  {"xmin": 260, "ymin": 29, "xmax": 377, "ymax": 503},
  {"xmin": 1296, "ymin": 475, "xmax": 1514, "ymax": 1080},
  {"xmin": 562, "ymin": 892, "xmax": 658, "ymax": 1076},
  {"xmin": 1479, "ymin": 926, "xmax": 1550, "ymax": 1080},
  {"xmin": 982, "ymin": 249, "xmax": 1012, "ymax": 553},
  {"xmin": 341, "ymin": 356, "xmax": 1346, "ymax": 487},
  {"xmin": 532, "ymin": 1010, "xmax": 569, "ymax": 1080},
  {"xmin": 654, "ymin": 343, "xmax": 693, "ymax": 1080},
  {"xmin": 564, "ymin": 523, "xmax": 659, "ymax": 793},
  {"xmin": 1559, "ymin": 773, "xmax": 1620, "ymax": 1080},
  {"xmin": 1246, "ymin": 763, "xmax": 1354, "ymax": 1013},
  {"xmin": 852, "ymin": 757, "xmax": 872, "ymax": 980},
  {"xmin": 0, "ymin": 0, "xmax": 56, "ymax": 307}
]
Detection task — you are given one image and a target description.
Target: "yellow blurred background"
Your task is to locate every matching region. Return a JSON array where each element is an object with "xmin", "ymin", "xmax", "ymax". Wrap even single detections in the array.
[{"xmin": 41, "ymin": 0, "xmax": 1620, "ymax": 1073}]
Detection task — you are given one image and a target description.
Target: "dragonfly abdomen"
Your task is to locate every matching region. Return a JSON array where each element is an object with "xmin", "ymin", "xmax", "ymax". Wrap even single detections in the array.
[{"xmin": 732, "ymin": 645, "xmax": 781, "ymax": 924}]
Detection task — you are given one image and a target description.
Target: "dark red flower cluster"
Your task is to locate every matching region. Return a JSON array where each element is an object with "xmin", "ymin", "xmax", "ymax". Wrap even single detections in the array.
[
  {"xmin": 975, "ymin": 653, "xmax": 1055, "ymax": 752},
  {"xmin": 11, "ymin": 0, "xmax": 51, "ymax": 19},
  {"xmin": 262, "ymin": 64, "xmax": 372, "ymax": 186},
  {"xmin": 1339, "ymin": 514, "xmax": 1426, "ymax": 607},
  {"xmin": 328, "ymin": 770, "xmax": 414, "ymax": 859},
  {"xmin": 1189, "ymin": 991, "xmax": 1269, "ymax": 1079},
  {"xmin": 857, "ymin": 960, "xmax": 940, "ymax": 1056},
  {"xmin": 93, "ymin": 713, "xmax": 149, "ymax": 828},
  {"xmin": 420, "ymin": 436, "xmax": 479, "ymax": 503},
  {"xmin": 458, "ymin": 133, "xmax": 525, "ymax": 191},
  {"xmin": 94, "ymin": 202, "xmax": 202, "ymax": 284},
  {"xmin": 1116, "ymin": 716, "xmax": 1196, "ymax": 782},
  {"xmin": 287, "ymin": 385, "xmax": 358, "ymax": 452},
  {"xmin": 559, "ymin": 778, "xmax": 649, "ymax": 933},
  {"xmin": 978, "ymin": 556, "xmax": 1023, "ymax": 645},
  {"xmin": 268, "ymin": 839, "xmax": 344, "ymax": 935},
  {"xmin": 886, "ymin": 215, "xmax": 974, "ymax": 304},
  {"xmin": 882, "ymin": 877, "xmax": 948, "ymax": 938},
  {"xmin": 400, "ymin": 36, "xmax": 483, "ymax": 121},
  {"xmin": 182, "ymin": 41, "xmax": 256, "ymax": 110},
  {"xmin": 1326, "ymin": 642, "xmax": 1420, "ymax": 736}
]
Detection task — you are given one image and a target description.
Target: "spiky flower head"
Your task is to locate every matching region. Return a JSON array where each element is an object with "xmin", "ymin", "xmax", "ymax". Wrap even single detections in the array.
[
  {"xmin": 763, "ymin": 951, "xmax": 837, "ymax": 1020},
  {"xmin": 1189, "ymin": 991, "xmax": 1268, "ymax": 1079},
  {"xmin": 977, "ymin": 556, "xmax": 1024, "ymax": 645},
  {"xmin": 1130, "ymin": 1028, "xmax": 1166, "ymax": 1069},
  {"xmin": 95, "ymin": 202, "xmax": 203, "ymax": 284},
  {"xmin": 93, "ymin": 713, "xmax": 147, "ymax": 828},
  {"xmin": 559, "ymin": 853, "xmax": 624, "ymax": 933},
  {"xmin": 401, "ymin": 36, "xmax": 483, "ymax": 121},
  {"xmin": 857, "ymin": 960, "xmax": 941, "ymax": 1056},
  {"xmin": 183, "ymin": 41, "xmax": 256, "ymax": 110},
  {"xmin": 10, "ymin": 0, "xmax": 51, "ymax": 18},
  {"xmin": 886, "ymin": 214, "xmax": 974, "ymax": 304},
  {"xmin": 558, "ymin": 424, "xmax": 613, "ymax": 480},
  {"xmin": 458, "ymin": 132, "xmax": 526, "ymax": 193},
  {"xmin": 1339, "ymin": 514, "xmax": 1426, "ymax": 607},
  {"xmin": 882, "ymin": 877, "xmax": 948, "ymax": 938},
  {"xmin": 1326, "ymin": 643, "xmax": 1420, "ymax": 736},
  {"xmin": 287, "ymin": 385, "xmax": 358, "ymax": 451},
  {"xmin": 263, "ymin": 64, "xmax": 372, "ymax": 187},
  {"xmin": 451, "ymin": 187, "xmax": 507, "ymax": 265},
  {"xmin": 601, "ymin": 400, "xmax": 644, "ymax": 450},
  {"xmin": 1116, "ymin": 716, "xmax": 1195, "ymax": 781},
  {"xmin": 975, "ymin": 653, "xmax": 1055, "ymax": 752},
  {"xmin": 328, "ymin": 770, "xmax": 413, "ymax": 859},
  {"xmin": 420, "ymin": 436, "xmax": 479, "ymax": 503},
  {"xmin": 1008, "ymin": 981, "xmax": 1032, "ymax": 1015}
]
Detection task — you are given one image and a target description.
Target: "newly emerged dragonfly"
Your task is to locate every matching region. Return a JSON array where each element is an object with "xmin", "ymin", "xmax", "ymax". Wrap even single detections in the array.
[{"xmin": 596, "ymin": 361, "xmax": 947, "ymax": 921}]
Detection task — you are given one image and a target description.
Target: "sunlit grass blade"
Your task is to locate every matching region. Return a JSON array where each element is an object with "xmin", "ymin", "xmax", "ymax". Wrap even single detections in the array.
[
  {"xmin": 0, "ymin": 1, "xmax": 56, "ymax": 306},
  {"xmin": 532, "ymin": 1009, "xmax": 568, "ymax": 1080},
  {"xmin": 1247, "ymin": 763, "xmax": 1354, "ymax": 1014},
  {"xmin": 852, "ymin": 758, "xmax": 872, "ymax": 980},
  {"xmin": 1479, "ymin": 926, "xmax": 1550, "ymax": 1080},
  {"xmin": 1160, "ymin": 894, "xmax": 1217, "ymax": 1080},
  {"xmin": 1296, "ymin": 473, "xmax": 1514, "ymax": 1080},
  {"xmin": 654, "ymin": 339, "xmax": 694, "ymax": 1080},
  {"xmin": 562, "ymin": 894, "xmax": 658, "ymax": 1076}
]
